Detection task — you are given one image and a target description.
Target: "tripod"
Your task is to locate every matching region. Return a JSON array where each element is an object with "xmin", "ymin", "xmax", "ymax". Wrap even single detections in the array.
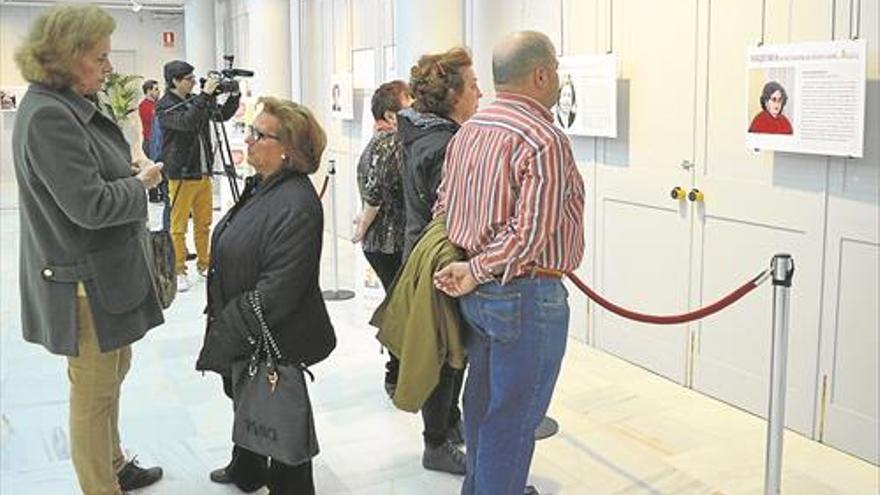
[
  {"xmin": 207, "ymin": 104, "xmax": 241, "ymax": 203},
  {"xmin": 159, "ymin": 94, "xmax": 241, "ymax": 204}
]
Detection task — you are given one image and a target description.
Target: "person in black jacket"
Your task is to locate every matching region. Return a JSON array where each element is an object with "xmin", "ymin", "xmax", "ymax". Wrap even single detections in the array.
[
  {"xmin": 156, "ymin": 60, "xmax": 240, "ymax": 293},
  {"xmin": 195, "ymin": 97, "xmax": 335, "ymax": 495},
  {"xmin": 397, "ymin": 46, "xmax": 482, "ymax": 475}
]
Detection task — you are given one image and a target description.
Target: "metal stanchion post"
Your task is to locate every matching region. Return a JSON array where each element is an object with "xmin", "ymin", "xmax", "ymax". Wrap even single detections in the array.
[
  {"xmin": 322, "ymin": 159, "xmax": 355, "ymax": 301},
  {"xmin": 764, "ymin": 253, "xmax": 794, "ymax": 495}
]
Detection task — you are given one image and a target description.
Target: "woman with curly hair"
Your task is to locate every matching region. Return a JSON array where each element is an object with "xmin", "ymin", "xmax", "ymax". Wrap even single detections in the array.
[{"xmin": 397, "ymin": 46, "xmax": 482, "ymax": 475}]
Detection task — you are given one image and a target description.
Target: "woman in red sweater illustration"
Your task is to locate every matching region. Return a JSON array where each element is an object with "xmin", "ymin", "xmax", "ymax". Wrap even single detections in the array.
[{"xmin": 748, "ymin": 81, "xmax": 793, "ymax": 134}]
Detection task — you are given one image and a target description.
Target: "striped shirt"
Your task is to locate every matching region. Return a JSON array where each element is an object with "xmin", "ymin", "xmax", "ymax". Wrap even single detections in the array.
[{"xmin": 435, "ymin": 92, "xmax": 585, "ymax": 284}]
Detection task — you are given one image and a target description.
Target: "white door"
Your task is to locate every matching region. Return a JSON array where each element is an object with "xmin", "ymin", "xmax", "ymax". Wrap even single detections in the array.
[
  {"xmin": 815, "ymin": 0, "xmax": 880, "ymax": 464},
  {"xmin": 592, "ymin": 0, "xmax": 698, "ymax": 384},
  {"xmin": 690, "ymin": 0, "xmax": 831, "ymax": 437}
]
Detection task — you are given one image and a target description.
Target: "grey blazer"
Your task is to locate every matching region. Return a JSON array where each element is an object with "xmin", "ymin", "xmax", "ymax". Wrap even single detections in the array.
[{"xmin": 12, "ymin": 84, "xmax": 164, "ymax": 356}]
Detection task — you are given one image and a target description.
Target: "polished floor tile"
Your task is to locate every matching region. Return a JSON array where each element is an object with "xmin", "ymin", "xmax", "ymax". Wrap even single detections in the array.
[{"xmin": 1, "ymin": 205, "xmax": 877, "ymax": 494}]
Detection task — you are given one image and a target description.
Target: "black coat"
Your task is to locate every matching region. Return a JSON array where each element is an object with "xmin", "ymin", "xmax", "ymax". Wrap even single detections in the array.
[
  {"xmin": 156, "ymin": 91, "xmax": 240, "ymax": 180},
  {"xmin": 196, "ymin": 169, "xmax": 336, "ymax": 375},
  {"xmin": 397, "ymin": 108, "xmax": 459, "ymax": 260}
]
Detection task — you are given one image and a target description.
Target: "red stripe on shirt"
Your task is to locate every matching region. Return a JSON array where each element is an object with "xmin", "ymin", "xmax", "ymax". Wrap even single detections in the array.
[{"xmin": 435, "ymin": 92, "xmax": 585, "ymax": 284}]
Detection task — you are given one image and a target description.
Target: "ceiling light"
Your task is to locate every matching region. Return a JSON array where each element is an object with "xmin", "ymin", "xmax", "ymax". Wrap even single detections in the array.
[{"xmin": 130, "ymin": 0, "xmax": 143, "ymax": 12}]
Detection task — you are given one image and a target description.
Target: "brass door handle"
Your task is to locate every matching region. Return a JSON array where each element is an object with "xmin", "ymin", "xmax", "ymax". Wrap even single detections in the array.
[
  {"xmin": 670, "ymin": 187, "xmax": 686, "ymax": 200},
  {"xmin": 688, "ymin": 188, "xmax": 704, "ymax": 202}
]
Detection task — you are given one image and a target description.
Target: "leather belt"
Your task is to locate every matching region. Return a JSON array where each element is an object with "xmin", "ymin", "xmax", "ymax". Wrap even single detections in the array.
[{"xmin": 524, "ymin": 267, "xmax": 565, "ymax": 279}]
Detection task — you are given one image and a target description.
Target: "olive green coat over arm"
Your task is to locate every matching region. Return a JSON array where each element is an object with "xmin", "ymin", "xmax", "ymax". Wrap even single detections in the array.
[{"xmin": 370, "ymin": 215, "xmax": 466, "ymax": 413}]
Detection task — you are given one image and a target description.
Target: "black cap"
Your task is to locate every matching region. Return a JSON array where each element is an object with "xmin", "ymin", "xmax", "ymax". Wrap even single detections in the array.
[{"xmin": 163, "ymin": 60, "xmax": 194, "ymax": 85}]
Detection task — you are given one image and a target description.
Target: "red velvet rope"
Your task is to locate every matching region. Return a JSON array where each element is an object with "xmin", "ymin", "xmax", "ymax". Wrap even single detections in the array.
[
  {"xmin": 317, "ymin": 176, "xmax": 329, "ymax": 200},
  {"xmin": 565, "ymin": 270, "xmax": 769, "ymax": 325}
]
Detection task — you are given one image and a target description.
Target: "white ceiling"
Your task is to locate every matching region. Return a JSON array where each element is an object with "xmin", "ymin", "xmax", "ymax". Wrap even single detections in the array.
[{"xmin": 0, "ymin": 0, "xmax": 184, "ymax": 9}]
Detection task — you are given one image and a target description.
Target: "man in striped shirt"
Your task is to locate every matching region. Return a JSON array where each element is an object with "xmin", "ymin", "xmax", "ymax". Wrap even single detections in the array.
[{"xmin": 433, "ymin": 31, "xmax": 584, "ymax": 495}]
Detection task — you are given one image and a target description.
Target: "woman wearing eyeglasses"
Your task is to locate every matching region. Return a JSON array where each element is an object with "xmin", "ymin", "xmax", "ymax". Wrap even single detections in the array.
[
  {"xmin": 195, "ymin": 97, "xmax": 336, "ymax": 495},
  {"xmin": 748, "ymin": 81, "xmax": 793, "ymax": 135}
]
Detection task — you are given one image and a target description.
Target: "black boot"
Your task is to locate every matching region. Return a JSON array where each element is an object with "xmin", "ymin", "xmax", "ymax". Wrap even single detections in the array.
[{"xmin": 214, "ymin": 446, "xmax": 267, "ymax": 493}]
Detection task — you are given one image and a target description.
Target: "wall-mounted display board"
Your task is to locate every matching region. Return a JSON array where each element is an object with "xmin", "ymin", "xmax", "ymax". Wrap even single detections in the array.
[
  {"xmin": 745, "ymin": 39, "xmax": 866, "ymax": 158},
  {"xmin": 552, "ymin": 55, "xmax": 618, "ymax": 138},
  {"xmin": 330, "ymin": 73, "xmax": 354, "ymax": 120},
  {"xmin": 0, "ymin": 86, "xmax": 27, "ymax": 113},
  {"xmin": 352, "ymin": 48, "xmax": 376, "ymax": 90},
  {"xmin": 383, "ymin": 45, "xmax": 396, "ymax": 82}
]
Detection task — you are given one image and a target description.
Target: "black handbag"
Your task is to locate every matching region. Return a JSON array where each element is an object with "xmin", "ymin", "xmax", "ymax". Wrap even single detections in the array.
[
  {"xmin": 148, "ymin": 230, "xmax": 176, "ymax": 309},
  {"xmin": 147, "ymin": 182, "xmax": 180, "ymax": 309},
  {"xmin": 231, "ymin": 291, "xmax": 319, "ymax": 466}
]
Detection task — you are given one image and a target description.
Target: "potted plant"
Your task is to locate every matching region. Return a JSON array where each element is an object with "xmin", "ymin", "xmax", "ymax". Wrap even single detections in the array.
[
  {"xmin": 101, "ymin": 72, "xmax": 142, "ymax": 120},
  {"xmin": 100, "ymin": 72, "xmax": 148, "ymax": 161}
]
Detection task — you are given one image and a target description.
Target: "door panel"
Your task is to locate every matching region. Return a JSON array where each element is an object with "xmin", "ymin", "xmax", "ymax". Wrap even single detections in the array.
[
  {"xmin": 822, "ymin": 234, "xmax": 879, "ymax": 464},
  {"xmin": 691, "ymin": 0, "xmax": 828, "ymax": 437},
  {"xmin": 819, "ymin": 0, "xmax": 879, "ymax": 459},
  {"xmin": 691, "ymin": 179, "xmax": 824, "ymax": 436},
  {"xmin": 594, "ymin": 168, "xmax": 692, "ymax": 384},
  {"xmin": 592, "ymin": 0, "xmax": 697, "ymax": 384}
]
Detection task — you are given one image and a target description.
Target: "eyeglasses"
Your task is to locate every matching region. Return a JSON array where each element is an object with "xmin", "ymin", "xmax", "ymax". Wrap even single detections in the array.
[
  {"xmin": 247, "ymin": 125, "xmax": 280, "ymax": 142},
  {"xmin": 769, "ymin": 95, "xmax": 783, "ymax": 103}
]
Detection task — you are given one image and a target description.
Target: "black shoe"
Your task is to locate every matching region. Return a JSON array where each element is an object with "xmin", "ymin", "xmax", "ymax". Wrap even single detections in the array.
[
  {"xmin": 209, "ymin": 466, "xmax": 234, "ymax": 484},
  {"xmin": 447, "ymin": 422, "xmax": 465, "ymax": 446},
  {"xmin": 384, "ymin": 380, "xmax": 396, "ymax": 399},
  {"xmin": 117, "ymin": 457, "xmax": 163, "ymax": 491},
  {"xmin": 210, "ymin": 460, "xmax": 265, "ymax": 493},
  {"xmin": 422, "ymin": 440, "xmax": 466, "ymax": 475}
]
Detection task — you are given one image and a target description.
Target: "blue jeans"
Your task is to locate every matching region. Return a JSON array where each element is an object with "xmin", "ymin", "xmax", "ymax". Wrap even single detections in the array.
[{"xmin": 459, "ymin": 277, "xmax": 569, "ymax": 495}]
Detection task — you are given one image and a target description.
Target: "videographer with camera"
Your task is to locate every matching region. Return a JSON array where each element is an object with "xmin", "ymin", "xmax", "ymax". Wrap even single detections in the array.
[{"xmin": 157, "ymin": 60, "xmax": 241, "ymax": 293}]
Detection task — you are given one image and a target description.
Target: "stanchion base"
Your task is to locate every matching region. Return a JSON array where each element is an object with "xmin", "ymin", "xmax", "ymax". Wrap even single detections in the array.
[
  {"xmin": 322, "ymin": 289, "xmax": 355, "ymax": 301},
  {"xmin": 535, "ymin": 416, "xmax": 559, "ymax": 440}
]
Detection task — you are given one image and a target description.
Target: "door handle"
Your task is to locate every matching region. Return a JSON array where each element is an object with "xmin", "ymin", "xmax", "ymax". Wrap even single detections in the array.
[
  {"xmin": 670, "ymin": 186, "xmax": 686, "ymax": 200},
  {"xmin": 688, "ymin": 188, "xmax": 704, "ymax": 202},
  {"xmin": 680, "ymin": 159, "xmax": 694, "ymax": 170}
]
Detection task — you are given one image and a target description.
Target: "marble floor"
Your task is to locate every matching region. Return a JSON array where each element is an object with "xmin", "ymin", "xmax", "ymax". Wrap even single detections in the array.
[{"xmin": 0, "ymin": 203, "xmax": 878, "ymax": 494}]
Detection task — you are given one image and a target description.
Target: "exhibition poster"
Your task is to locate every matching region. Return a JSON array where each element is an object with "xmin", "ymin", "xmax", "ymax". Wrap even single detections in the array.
[
  {"xmin": 352, "ymin": 48, "xmax": 376, "ymax": 90},
  {"xmin": 745, "ymin": 39, "xmax": 866, "ymax": 157},
  {"xmin": 330, "ymin": 73, "xmax": 354, "ymax": 120},
  {"xmin": 553, "ymin": 54, "xmax": 618, "ymax": 138}
]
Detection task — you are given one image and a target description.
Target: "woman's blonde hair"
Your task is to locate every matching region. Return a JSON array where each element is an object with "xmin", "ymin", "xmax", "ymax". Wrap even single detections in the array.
[
  {"xmin": 258, "ymin": 97, "xmax": 326, "ymax": 175},
  {"xmin": 14, "ymin": 5, "xmax": 115, "ymax": 89}
]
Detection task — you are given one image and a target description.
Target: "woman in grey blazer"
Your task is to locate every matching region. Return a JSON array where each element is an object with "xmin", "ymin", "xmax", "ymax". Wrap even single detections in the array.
[{"xmin": 12, "ymin": 6, "xmax": 165, "ymax": 495}]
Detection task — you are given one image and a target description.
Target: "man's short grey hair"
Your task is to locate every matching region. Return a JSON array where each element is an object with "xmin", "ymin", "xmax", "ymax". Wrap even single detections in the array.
[{"xmin": 492, "ymin": 31, "xmax": 557, "ymax": 86}]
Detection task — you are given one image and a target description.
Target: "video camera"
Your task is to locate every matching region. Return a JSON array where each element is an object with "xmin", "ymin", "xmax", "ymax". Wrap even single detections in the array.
[{"xmin": 200, "ymin": 55, "xmax": 253, "ymax": 95}]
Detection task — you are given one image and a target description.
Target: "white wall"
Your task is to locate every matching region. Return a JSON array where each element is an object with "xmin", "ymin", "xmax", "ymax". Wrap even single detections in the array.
[
  {"xmin": 0, "ymin": 5, "xmax": 185, "ymax": 194},
  {"xmin": 212, "ymin": 0, "xmax": 880, "ymax": 465}
]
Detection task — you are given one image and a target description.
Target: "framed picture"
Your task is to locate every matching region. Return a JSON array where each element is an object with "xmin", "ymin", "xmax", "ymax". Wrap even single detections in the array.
[
  {"xmin": 330, "ymin": 73, "xmax": 354, "ymax": 120},
  {"xmin": 384, "ymin": 44, "xmax": 396, "ymax": 81},
  {"xmin": 0, "ymin": 86, "xmax": 26, "ymax": 112},
  {"xmin": 352, "ymin": 48, "xmax": 376, "ymax": 90}
]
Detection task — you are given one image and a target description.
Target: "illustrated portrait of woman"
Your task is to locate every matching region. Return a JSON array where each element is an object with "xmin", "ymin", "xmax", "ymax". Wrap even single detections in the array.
[
  {"xmin": 748, "ymin": 81, "xmax": 793, "ymax": 135},
  {"xmin": 0, "ymin": 90, "xmax": 16, "ymax": 111},
  {"xmin": 331, "ymin": 84, "xmax": 342, "ymax": 112},
  {"xmin": 555, "ymin": 74, "xmax": 577, "ymax": 129}
]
